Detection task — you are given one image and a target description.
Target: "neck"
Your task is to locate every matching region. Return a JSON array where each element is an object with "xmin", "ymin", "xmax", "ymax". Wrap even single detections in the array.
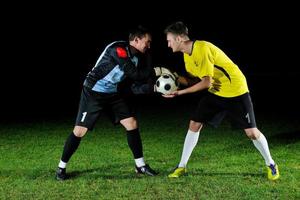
[{"xmin": 181, "ymin": 40, "xmax": 193, "ymax": 55}]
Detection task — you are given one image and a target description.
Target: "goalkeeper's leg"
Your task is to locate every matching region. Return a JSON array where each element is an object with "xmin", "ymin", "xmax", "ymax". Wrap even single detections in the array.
[{"xmin": 56, "ymin": 126, "xmax": 87, "ymax": 180}]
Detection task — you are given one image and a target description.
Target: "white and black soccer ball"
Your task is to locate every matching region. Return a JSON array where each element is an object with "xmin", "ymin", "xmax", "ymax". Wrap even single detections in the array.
[{"xmin": 155, "ymin": 74, "xmax": 178, "ymax": 94}]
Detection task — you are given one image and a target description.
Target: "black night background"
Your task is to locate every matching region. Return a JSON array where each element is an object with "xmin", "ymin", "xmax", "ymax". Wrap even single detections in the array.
[{"xmin": 2, "ymin": 3, "xmax": 300, "ymax": 122}]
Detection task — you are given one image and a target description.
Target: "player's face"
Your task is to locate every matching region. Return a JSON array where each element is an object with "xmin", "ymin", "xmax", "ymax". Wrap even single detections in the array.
[
  {"xmin": 135, "ymin": 33, "xmax": 152, "ymax": 53},
  {"xmin": 166, "ymin": 33, "xmax": 181, "ymax": 52}
]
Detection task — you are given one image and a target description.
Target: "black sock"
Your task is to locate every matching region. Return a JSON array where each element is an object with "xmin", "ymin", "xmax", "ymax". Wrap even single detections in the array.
[
  {"xmin": 61, "ymin": 132, "xmax": 82, "ymax": 163},
  {"xmin": 127, "ymin": 129, "xmax": 143, "ymax": 159}
]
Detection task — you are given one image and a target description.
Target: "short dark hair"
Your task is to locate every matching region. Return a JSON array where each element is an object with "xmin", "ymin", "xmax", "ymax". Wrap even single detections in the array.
[
  {"xmin": 164, "ymin": 21, "xmax": 188, "ymax": 36},
  {"xmin": 128, "ymin": 25, "xmax": 150, "ymax": 41}
]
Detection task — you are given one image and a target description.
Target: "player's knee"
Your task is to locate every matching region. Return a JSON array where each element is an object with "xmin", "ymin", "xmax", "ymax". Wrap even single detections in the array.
[
  {"xmin": 189, "ymin": 121, "xmax": 203, "ymax": 132},
  {"xmin": 120, "ymin": 117, "xmax": 138, "ymax": 130},
  {"xmin": 73, "ymin": 126, "xmax": 88, "ymax": 137},
  {"xmin": 245, "ymin": 128, "xmax": 260, "ymax": 139}
]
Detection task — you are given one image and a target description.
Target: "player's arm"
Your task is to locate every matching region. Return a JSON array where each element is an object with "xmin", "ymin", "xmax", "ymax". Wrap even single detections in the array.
[
  {"xmin": 113, "ymin": 46, "xmax": 155, "ymax": 81},
  {"xmin": 177, "ymin": 75, "xmax": 201, "ymax": 87},
  {"xmin": 130, "ymin": 82, "xmax": 155, "ymax": 94},
  {"xmin": 180, "ymin": 76, "xmax": 211, "ymax": 94},
  {"xmin": 123, "ymin": 59, "xmax": 155, "ymax": 81},
  {"xmin": 163, "ymin": 76, "xmax": 211, "ymax": 98},
  {"xmin": 130, "ymin": 52, "xmax": 157, "ymax": 94}
]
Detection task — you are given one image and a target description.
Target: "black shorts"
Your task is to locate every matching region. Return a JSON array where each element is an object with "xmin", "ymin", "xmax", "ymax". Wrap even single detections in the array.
[
  {"xmin": 191, "ymin": 92, "xmax": 256, "ymax": 129},
  {"xmin": 75, "ymin": 87, "xmax": 134, "ymax": 130}
]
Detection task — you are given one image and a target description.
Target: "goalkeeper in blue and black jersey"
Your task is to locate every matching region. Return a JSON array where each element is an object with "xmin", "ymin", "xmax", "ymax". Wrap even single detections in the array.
[{"xmin": 55, "ymin": 26, "xmax": 167, "ymax": 180}]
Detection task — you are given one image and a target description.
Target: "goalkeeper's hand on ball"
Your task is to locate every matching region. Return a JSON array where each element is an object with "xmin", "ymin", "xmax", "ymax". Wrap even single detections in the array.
[
  {"xmin": 153, "ymin": 84, "xmax": 157, "ymax": 92},
  {"xmin": 154, "ymin": 66, "xmax": 179, "ymax": 83},
  {"xmin": 154, "ymin": 66, "xmax": 173, "ymax": 76}
]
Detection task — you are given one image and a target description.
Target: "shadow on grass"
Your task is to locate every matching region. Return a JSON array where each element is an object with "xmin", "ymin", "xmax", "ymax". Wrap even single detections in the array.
[
  {"xmin": 0, "ymin": 167, "xmax": 133, "ymax": 181},
  {"xmin": 0, "ymin": 167, "xmax": 263, "ymax": 182},
  {"xmin": 66, "ymin": 163, "xmax": 163, "ymax": 180},
  {"xmin": 190, "ymin": 169, "xmax": 262, "ymax": 178},
  {"xmin": 67, "ymin": 167, "xmax": 136, "ymax": 180},
  {"xmin": 0, "ymin": 164, "xmax": 162, "ymax": 181},
  {"xmin": 269, "ymin": 130, "xmax": 300, "ymax": 144}
]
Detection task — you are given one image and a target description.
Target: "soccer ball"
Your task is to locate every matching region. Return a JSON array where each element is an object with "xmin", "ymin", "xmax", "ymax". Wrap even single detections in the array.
[{"xmin": 155, "ymin": 74, "xmax": 178, "ymax": 94}]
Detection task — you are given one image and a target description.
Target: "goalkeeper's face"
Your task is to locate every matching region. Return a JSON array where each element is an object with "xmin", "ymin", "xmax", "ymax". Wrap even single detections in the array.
[
  {"xmin": 166, "ymin": 33, "xmax": 180, "ymax": 52},
  {"xmin": 135, "ymin": 33, "xmax": 152, "ymax": 53}
]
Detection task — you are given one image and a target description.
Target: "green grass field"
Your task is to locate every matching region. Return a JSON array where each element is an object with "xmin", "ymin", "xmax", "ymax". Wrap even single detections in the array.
[{"xmin": 0, "ymin": 108, "xmax": 299, "ymax": 199}]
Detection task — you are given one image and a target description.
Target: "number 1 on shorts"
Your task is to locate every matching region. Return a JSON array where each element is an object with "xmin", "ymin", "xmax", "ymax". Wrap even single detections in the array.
[{"xmin": 81, "ymin": 112, "xmax": 87, "ymax": 122}]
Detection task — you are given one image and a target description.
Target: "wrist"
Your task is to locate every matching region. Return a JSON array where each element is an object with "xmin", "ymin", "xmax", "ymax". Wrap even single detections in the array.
[{"xmin": 178, "ymin": 90, "xmax": 185, "ymax": 96}]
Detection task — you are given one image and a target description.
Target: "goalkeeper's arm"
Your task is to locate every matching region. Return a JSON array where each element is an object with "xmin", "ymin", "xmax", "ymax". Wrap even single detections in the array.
[{"xmin": 130, "ymin": 82, "xmax": 155, "ymax": 94}]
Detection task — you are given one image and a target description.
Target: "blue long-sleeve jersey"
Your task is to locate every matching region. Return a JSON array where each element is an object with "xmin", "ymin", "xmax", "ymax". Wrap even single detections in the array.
[{"xmin": 83, "ymin": 41, "xmax": 155, "ymax": 93}]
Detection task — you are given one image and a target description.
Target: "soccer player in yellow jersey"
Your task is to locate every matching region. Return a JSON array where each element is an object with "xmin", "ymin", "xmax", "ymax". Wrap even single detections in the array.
[{"xmin": 163, "ymin": 21, "xmax": 279, "ymax": 180}]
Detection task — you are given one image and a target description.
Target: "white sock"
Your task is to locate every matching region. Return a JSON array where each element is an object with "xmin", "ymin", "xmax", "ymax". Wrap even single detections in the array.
[
  {"xmin": 252, "ymin": 133, "xmax": 275, "ymax": 166},
  {"xmin": 58, "ymin": 160, "xmax": 67, "ymax": 169},
  {"xmin": 178, "ymin": 130, "xmax": 200, "ymax": 168},
  {"xmin": 135, "ymin": 157, "xmax": 146, "ymax": 167}
]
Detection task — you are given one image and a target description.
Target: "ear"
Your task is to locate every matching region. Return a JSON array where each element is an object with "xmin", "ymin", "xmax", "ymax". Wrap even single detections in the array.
[{"xmin": 134, "ymin": 37, "xmax": 139, "ymax": 43}]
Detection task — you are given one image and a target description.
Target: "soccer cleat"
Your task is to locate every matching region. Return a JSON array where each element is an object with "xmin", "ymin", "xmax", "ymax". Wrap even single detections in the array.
[
  {"xmin": 56, "ymin": 167, "xmax": 67, "ymax": 181},
  {"xmin": 135, "ymin": 164, "xmax": 158, "ymax": 176},
  {"xmin": 168, "ymin": 167, "xmax": 187, "ymax": 178},
  {"xmin": 267, "ymin": 164, "xmax": 280, "ymax": 180}
]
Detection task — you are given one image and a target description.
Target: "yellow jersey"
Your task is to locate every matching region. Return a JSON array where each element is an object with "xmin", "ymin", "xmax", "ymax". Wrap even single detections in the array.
[{"xmin": 184, "ymin": 40, "xmax": 249, "ymax": 97}]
